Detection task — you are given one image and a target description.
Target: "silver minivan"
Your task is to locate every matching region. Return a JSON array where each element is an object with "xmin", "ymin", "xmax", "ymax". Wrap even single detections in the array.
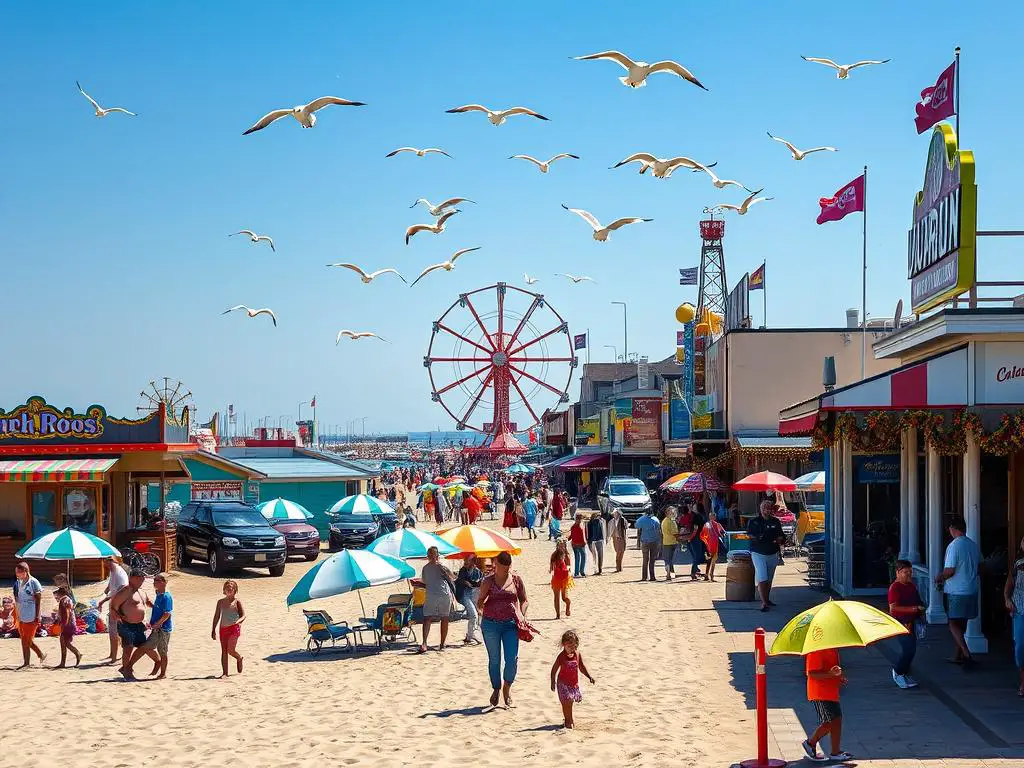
[{"xmin": 597, "ymin": 475, "xmax": 653, "ymax": 524}]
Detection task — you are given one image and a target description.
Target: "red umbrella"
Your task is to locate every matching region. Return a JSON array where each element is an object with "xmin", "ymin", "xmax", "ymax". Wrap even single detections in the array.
[
  {"xmin": 732, "ymin": 471, "xmax": 797, "ymax": 492},
  {"xmin": 680, "ymin": 472, "xmax": 726, "ymax": 492}
]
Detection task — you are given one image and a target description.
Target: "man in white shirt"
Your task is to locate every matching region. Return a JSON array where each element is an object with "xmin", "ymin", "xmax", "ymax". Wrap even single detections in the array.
[
  {"xmin": 14, "ymin": 561, "xmax": 46, "ymax": 669},
  {"xmin": 97, "ymin": 557, "xmax": 129, "ymax": 664},
  {"xmin": 935, "ymin": 515, "xmax": 981, "ymax": 664}
]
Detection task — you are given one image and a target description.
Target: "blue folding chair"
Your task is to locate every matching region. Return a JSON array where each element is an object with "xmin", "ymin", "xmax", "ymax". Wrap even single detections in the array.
[{"xmin": 302, "ymin": 609, "xmax": 354, "ymax": 655}]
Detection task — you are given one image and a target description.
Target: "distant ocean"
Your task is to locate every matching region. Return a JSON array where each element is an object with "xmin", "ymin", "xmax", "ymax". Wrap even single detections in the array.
[{"xmin": 406, "ymin": 431, "xmax": 531, "ymax": 447}]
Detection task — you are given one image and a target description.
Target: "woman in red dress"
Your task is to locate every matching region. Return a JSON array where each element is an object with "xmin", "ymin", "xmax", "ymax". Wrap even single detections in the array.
[{"xmin": 549, "ymin": 540, "xmax": 573, "ymax": 618}]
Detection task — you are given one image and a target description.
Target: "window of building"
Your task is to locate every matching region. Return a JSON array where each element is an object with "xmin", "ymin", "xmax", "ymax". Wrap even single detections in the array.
[{"xmin": 0, "ymin": 484, "xmax": 27, "ymax": 538}]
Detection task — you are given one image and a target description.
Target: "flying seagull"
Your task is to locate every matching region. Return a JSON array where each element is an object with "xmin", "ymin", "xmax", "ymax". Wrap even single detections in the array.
[
  {"xmin": 766, "ymin": 132, "xmax": 838, "ymax": 160},
  {"xmin": 509, "ymin": 154, "xmax": 579, "ymax": 173},
  {"xmin": 230, "ymin": 230, "xmax": 275, "ymax": 251},
  {"xmin": 326, "ymin": 264, "xmax": 407, "ymax": 284},
  {"xmin": 612, "ymin": 153, "xmax": 711, "ymax": 179},
  {"xmin": 573, "ymin": 51, "xmax": 707, "ymax": 90},
  {"xmin": 76, "ymin": 81, "xmax": 136, "ymax": 117},
  {"xmin": 405, "ymin": 209, "xmax": 460, "ymax": 245},
  {"xmin": 410, "ymin": 247, "xmax": 482, "ymax": 287},
  {"xmin": 385, "ymin": 147, "xmax": 452, "ymax": 158},
  {"xmin": 410, "ymin": 197, "xmax": 474, "ymax": 217},
  {"xmin": 336, "ymin": 330, "xmax": 388, "ymax": 344},
  {"xmin": 558, "ymin": 274, "xmax": 595, "ymax": 284},
  {"xmin": 561, "ymin": 204, "xmax": 652, "ymax": 242},
  {"xmin": 715, "ymin": 188, "xmax": 773, "ymax": 216},
  {"xmin": 242, "ymin": 96, "xmax": 366, "ymax": 135},
  {"xmin": 688, "ymin": 160, "xmax": 753, "ymax": 191},
  {"xmin": 221, "ymin": 305, "xmax": 277, "ymax": 326},
  {"xmin": 445, "ymin": 104, "xmax": 548, "ymax": 126},
  {"xmin": 801, "ymin": 56, "xmax": 891, "ymax": 79},
  {"xmin": 524, "ymin": 273, "xmax": 539, "ymax": 285}
]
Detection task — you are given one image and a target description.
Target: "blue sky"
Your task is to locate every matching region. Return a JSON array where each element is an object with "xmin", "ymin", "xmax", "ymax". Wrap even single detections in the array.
[{"xmin": 2, "ymin": 2, "xmax": 1020, "ymax": 433}]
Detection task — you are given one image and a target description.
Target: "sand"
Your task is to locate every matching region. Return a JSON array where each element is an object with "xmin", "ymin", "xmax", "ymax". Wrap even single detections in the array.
[{"xmin": 3, "ymin": 519, "xmax": 763, "ymax": 767}]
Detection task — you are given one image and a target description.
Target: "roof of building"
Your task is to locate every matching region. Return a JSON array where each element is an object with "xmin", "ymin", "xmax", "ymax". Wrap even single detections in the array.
[
  {"xmin": 581, "ymin": 356, "xmax": 677, "ymax": 383},
  {"xmin": 225, "ymin": 456, "xmax": 370, "ymax": 480},
  {"xmin": 734, "ymin": 436, "xmax": 813, "ymax": 450}
]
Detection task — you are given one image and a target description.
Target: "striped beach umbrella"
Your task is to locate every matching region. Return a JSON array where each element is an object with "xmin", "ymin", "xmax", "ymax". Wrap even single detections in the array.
[
  {"xmin": 680, "ymin": 472, "xmax": 725, "ymax": 493},
  {"xmin": 327, "ymin": 494, "xmax": 393, "ymax": 516},
  {"xmin": 286, "ymin": 549, "xmax": 415, "ymax": 607},
  {"xmin": 366, "ymin": 528, "xmax": 460, "ymax": 559},
  {"xmin": 438, "ymin": 525, "xmax": 522, "ymax": 559},
  {"xmin": 256, "ymin": 498, "xmax": 314, "ymax": 521},
  {"xmin": 793, "ymin": 471, "xmax": 825, "ymax": 492},
  {"xmin": 17, "ymin": 527, "xmax": 120, "ymax": 560},
  {"xmin": 659, "ymin": 471, "xmax": 695, "ymax": 491}
]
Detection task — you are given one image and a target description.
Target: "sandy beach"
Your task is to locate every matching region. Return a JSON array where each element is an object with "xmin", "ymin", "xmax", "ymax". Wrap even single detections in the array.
[{"xmin": 4, "ymin": 520, "xmax": 769, "ymax": 768}]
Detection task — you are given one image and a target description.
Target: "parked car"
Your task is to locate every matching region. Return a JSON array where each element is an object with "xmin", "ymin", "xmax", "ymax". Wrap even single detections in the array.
[
  {"xmin": 328, "ymin": 510, "xmax": 398, "ymax": 552},
  {"xmin": 176, "ymin": 501, "xmax": 287, "ymax": 576},
  {"xmin": 597, "ymin": 475, "xmax": 653, "ymax": 524},
  {"xmin": 268, "ymin": 518, "xmax": 321, "ymax": 561}
]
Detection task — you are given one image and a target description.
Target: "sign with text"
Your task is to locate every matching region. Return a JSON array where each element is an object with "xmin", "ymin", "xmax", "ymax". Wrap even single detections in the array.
[
  {"xmin": 624, "ymin": 398, "xmax": 662, "ymax": 449},
  {"xmin": 854, "ymin": 455, "xmax": 900, "ymax": 485},
  {"xmin": 975, "ymin": 342, "xmax": 1024, "ymax": 404},
  {"xmin": 575, "ymin": 417, "xmax": 601, "ymax": 446},
  {"xmin": 0, "ymin": 397, "xmax": 104, "ymax": 441},
  {"xmin": 908, "ymin": 124, "xmax": 977, "ymax": 314},
  {"xmin": 192, "ymin": 481, "xmax": 244, "ymax": 501}
]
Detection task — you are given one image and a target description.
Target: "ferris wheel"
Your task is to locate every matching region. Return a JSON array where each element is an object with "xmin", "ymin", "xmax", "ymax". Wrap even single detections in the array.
[
  {"xmin": 137, "ymin": 378, "xmax": 194, "ymax": 426},
  {"xmin": 424, "ymin": 283, "xmax": 577, "ymax": 440}
]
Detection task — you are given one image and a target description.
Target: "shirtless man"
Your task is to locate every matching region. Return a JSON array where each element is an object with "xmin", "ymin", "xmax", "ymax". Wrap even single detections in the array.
[{"xmin": 110, "ymin": 568, "xmax": 150, "ymax": 681}]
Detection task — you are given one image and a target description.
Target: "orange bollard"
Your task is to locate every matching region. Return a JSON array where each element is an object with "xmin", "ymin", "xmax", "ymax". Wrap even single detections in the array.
[{"xmin": 741, "ymin": 627, "xmax": 786, "ymax": 768}]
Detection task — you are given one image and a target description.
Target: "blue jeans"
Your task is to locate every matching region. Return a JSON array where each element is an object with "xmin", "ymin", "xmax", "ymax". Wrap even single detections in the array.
[
  {"xmin": 1013, "ymin": 614, "xmax": 1024, "ymax": 670},
  {"xmin": 894, "ymin": 629, "xmax": 917, "ymax": 676},
  {"xmin": 573, "ymin": 544, "xmax": 587, "ymax": 577},
  {"xmin": 481, "ymin": 617, "xmax": 519, "ymax": 689},
  {"xmin": 688, "ymin": 539, "xmax": 705, "ymax": 577}
]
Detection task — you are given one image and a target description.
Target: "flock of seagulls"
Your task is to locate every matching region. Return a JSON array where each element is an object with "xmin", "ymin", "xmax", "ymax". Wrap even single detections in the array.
[{"xmin": 73, "ymin": 48, "xmax": 886, "ymax": 344}]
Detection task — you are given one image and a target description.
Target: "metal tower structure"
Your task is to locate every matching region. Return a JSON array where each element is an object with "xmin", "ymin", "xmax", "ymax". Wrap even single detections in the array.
[{"xmin": 694, "ymin": 211, "xmax": 727, "ymax": 395}]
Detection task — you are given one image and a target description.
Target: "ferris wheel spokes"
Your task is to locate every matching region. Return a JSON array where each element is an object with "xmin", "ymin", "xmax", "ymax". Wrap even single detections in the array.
[
  {"xmin": 508, "ymin": 375, "xmax": 541, "ymax": 425},
  {"xmin": 509, "ymin": 364, "xmax": 569, "ymax": 399},
  {"xmin": 458, "ymin": 369, "xmax": 495, "ymax": 428},
  {"xmin": 506, "ymin": 322, "xmax": 568, "ymax": 357},
  {"xmin": 504, "ymin": 295, "xmax": 543, "ymax": 353},
  {"xmin": 435, "ymin": 321, "xmax": 493, "ymax": 355},
  {"xmin": 461, "ymin": 294, "xmax": 497, "ymax": 352},
  {"xmin": 435, "ymin": 366, "xmax": 491, "ymax": 397}
]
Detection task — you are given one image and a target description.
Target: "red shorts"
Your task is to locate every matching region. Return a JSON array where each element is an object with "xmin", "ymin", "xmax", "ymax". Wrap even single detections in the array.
[
  {"xmin": 219, "ymin": 623, "xmax": 241, "ymax": 645},
  {"xmin": 18, "ymin": 621, "xmax": 39, "ymax": 644}
]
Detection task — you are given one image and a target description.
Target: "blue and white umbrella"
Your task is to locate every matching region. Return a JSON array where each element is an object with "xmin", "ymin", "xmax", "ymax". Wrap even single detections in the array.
[
  {"xmin": 366, "ymin": 528, "xmax": 460, "ymax": 560},
  {"xmin": 503, "ymin": 463, "xmax": 534, "ymax": 474},
  {"xmin": 17, "ymin": 527, "xmax": 121, "ymax": 560},
  {"xmin": 286, "ymin": 549, "xmax": 415, "ymax": 607},
  {"xmin": 257, "ymin": 498, "xmax": 314, "ymax": 521},
  {"xmin": 327, "ymin": 494, "xmax": 393, "ymax": 516}
]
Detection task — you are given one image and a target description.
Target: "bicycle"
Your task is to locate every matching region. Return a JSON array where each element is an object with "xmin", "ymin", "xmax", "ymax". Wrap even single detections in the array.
[{"xmin": 122, "ymin": 541, "xmax": 161, "ymax": 577}]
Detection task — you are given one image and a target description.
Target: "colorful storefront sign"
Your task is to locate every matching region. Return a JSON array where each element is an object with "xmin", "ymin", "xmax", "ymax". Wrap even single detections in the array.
[
  {"xmin": 974, "ymin": 341, "xmax": 1024, "ymax": 404},
  {"xmin": 691, "ymin": 395, "xmax": 713, "ymax": 430},
  {"xmin": 191, "ymin": 481, "xmax": 244, "ymax": 500},
  {"xmin": 575, "ymin": 417, "xmax": 601, "ymax": 446},
  {"xmin": 854, "ymin": 454, "xmax": 900, "ymax": 484},
  {"xmin": 908, "ymin": 124, "xmax": 977, "ymax": 314},
  {"xmin": 0, "ymin": 396, "xmax": 164, "ymax": 448},
  {"xmin": 0, "ymin": 397, "xmax": 104, "ymax": 440},
  {"xmin": 624, "ymin": 398, "xmax": 661, "ymax": 449}
]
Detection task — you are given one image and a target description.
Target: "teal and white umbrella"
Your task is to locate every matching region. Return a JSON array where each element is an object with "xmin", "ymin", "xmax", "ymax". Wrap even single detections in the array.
[
  {"xmin": 286, "ymin": 549, "xmax": 415, "ymax": 607},
  {"xmin": 366, "ymin": 528, "xmax": 460, "ymax": 560},
  {"xmin": 503, "ymin": 463, "xmax": 533, "ymax": 474},
  {"xmin": 17, "ymin": 527, "xmax": 120, "ymax": 560},
  {"xmin": 327, "ymin": 494, "xmax": 393, "ymax": 516},
  {"xmin": 257, "ymin": 498, "xmax": 314, "ymax": 521}
]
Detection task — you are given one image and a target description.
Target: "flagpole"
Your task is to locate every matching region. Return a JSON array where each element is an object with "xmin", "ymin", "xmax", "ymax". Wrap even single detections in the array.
[
  {"xmin": 586, "ymin": 329, "xmax": 590, "ymax": 364},
  {"xmin": 861, "ymin": 165, "xmax": 868, "ymax": 380},
  {"xmin": 762, "ymin": 266, "xmax": 767, "ymax": 328},
  {"xmin": 954, "ymin": 46, "xmax": 960, "ymax": 139}
]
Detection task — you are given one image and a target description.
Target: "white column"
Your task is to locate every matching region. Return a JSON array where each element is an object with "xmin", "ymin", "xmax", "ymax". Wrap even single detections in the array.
[
  {"xmin": 906, "ymin": 428, "xmax": 921, "ymax": 563},
  {"xmin": 926, "ymin": 444, "xmax": 947, "ymax": 623},
  {"xmin": 963, "ymin": 433, "xmax": 988, "ymax": 653},
  {"xmin": 899, "ymin": 429, "xmax": 910, "ymax": 560}
]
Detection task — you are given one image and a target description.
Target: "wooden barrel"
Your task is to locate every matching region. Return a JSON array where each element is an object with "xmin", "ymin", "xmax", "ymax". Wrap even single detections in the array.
[{"xmin": 725, "ymin": 557, "xmax": 755, "ymax": 602}]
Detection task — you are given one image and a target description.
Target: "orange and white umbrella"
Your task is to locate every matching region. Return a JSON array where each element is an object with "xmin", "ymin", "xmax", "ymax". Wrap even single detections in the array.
[{"xmin": 438, "ymin": 525, "xmax": 522, "ymax": 559}]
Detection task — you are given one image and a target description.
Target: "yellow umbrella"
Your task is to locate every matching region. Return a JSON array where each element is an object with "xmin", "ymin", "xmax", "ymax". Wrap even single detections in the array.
[
  {"xmin": 769, "ymin": 599, "xmax": 908, "ymax": 656},
  {"xmin": 438, "ymin": 524, "xmax": 522, "ymax": 559}
]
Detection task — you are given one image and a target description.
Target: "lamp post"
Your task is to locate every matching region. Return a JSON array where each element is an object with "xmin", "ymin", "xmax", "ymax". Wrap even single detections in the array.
[
  {"xmin": 297, "ymin": 401, "xmax": 308, "ymax": 421},
  {"xmin": 360, "ymin": 416, "xmax": 368, "ymax": 437},
  {"xmin": 611, "ymin": 301, "xmax": 628, "ymax": 361},
  {"xmin": 277, "ymin": 414, "xmax": 291, "ymax": 429},
  {"xmin": 603, "ymin": 344, "xmax": 617, "ymax": 362}
]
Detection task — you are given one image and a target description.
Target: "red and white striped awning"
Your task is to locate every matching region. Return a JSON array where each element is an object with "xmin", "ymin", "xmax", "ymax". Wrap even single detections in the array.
[{"xmin": 0, "ymin": 458, "xmax": 119, "ymax": 482}]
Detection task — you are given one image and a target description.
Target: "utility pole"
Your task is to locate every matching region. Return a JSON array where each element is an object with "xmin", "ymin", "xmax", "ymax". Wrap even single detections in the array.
[{"xmin": 611, "ymin": 301, "xmax": 628, "ymax": 361}]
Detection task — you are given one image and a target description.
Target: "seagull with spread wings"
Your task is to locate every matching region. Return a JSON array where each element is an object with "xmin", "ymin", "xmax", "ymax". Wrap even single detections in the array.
[
  {"xmin": 410, "ymin": 197, "xmax": 474, "ymax": 217},
  {"xmin": 612, "ymin": 153, "xmax": 712, "ymax": 179},
  {"xmin": 242, "ymin": 96, "xmax": 366, "ymax": 135},
  {"xmin": 410, "ymin": 247, "xmax": 482, "ymax": 287},
  {"xmin": 221, "ymin": 305, "xmax": 277, "ymax": 326},
  {"xmin": 405, "ymin": 209, "xmax": 460, "ymax": 245},
  {"xmin": 326, "ymin": 264, "xmax": 407, "ymax": 284},
  {"xmin": 524, "ymin": 273, "xmax": 539, "ymax": 285},
  {"xmin": 561, "ymin": 204, "xmax": 652, "ymax": 242},
  {"xmin": 509, "ymin": 153, "xmax": 579, "ymax": 173},
  {"xmin": 558, "ymin": 274, "xmax": 595, "ymax": 284},
  {"xmin": 230, "ymin": 230, "xmax": 276, "ymax": 251},
  {"xmin": 688, "ymin": 160, "xmax": 753, "ymax": 191},
  {"xmin": 573, "ymin": 51, "xmax": 707, "ymax": 90},
  {"xmin": 800, "ymin": 56, "xmax": 891, "ymax": 79},
  {"xmin": 445, "ymin": 104, "xmax": 548, "ymax": 125},
  {"xmin": 76, "ymin": 81, "xmax": 136, "ymax": 118},
  {"xmin": 766, "ymin": 132, "xmax": 838, "ymax": 160},
  {"xmin": 385, "ymin": 147, "xmax": 452, "ymax": 158},
  {"xmin": 336, "ymin": 330, "xmax": 388, "ymax": 344},
  {"xmin": 714, "ymin": 189, "xmax": 774, "ymax": 216}
]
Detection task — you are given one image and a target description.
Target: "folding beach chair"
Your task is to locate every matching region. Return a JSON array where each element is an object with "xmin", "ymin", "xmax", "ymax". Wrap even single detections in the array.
[
  {"xmin": 359, "ymin": 602, "xmax": 417, "ymax": 648},
  {"xmin": 302, "ymin": 609, "xmax": 354, "ymax": 655}
]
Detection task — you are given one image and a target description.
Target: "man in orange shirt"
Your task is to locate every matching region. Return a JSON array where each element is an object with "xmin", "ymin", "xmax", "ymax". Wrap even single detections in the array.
[{"xmin": 801, "ymin": 648, "xmax": 852, "ymax": 762}]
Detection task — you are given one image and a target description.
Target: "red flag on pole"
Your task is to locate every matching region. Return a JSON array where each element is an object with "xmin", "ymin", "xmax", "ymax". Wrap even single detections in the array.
[
  {"xmin": 914, "ymin": 61, "xmax": 956, "ymax": 134},
  {"xmin": 310, "ymin": 396, "xmax": 316, "ymax": 408},
  {"xmin": 815, "ymin": 174, "xmax": 865, "ymax": 225}
]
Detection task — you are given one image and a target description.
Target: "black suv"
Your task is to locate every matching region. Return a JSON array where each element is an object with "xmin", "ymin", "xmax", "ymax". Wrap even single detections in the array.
[
  {"xmin": 328, "ymin": 510, "xmax": 398, "ymax": 552},
  {"xmin": 176, "ymin": 501, "xmax": 287, "ymax": 577}
]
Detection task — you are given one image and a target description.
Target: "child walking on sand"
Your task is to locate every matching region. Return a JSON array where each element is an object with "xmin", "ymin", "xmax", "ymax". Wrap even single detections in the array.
[
  {"xmin": 550, "ymin": 630, "xmax": 594, "ymax": 729},
  {"xmin": 211, "ymin": 580, "xmax": 245, "ymax": 678},
  {"xmin": 54, "ymin": 586, "xmax": 81, "ymax": 668},
  {"xmin": 550, "ymin": 540, "xmax": 574, "ymax": 619},
  {"xmin": 801, "ymin": 648, "xmax": 853, "ymax": 762}
]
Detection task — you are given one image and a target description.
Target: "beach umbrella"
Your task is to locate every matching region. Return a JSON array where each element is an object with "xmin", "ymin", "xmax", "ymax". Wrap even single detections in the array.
[
  {"xmin": 680, "ymin": 472, "xmax": 725, "ymax": 493},
  {"xmin": 438, "ymin": 525, "xmax": 522, "ymax": 559},
  {"xmin": 769, "ymin": 599, "xmax": 908, "ymax": 656},
  {"xmin": 659, "ymin": 471, "xmax": 695, "ymax": 491},
  {"xmin": 327, "ymin": 494, "xmax": 393, "ymax": 516},
  {"xmin": 286, "ymin": 549, "xmax": 415, "ymax": 608},
  {"xmin": 17, "ymin": 527, "xmax": 120, "ymax": 560},
  {"xmin": 732, "ymin": 471, "xmax": 797, "ymax": 492},
  {"xmin": 793, "ymin": 471, "xmax": 825, "ymax": 492},
  {"xmin": 416, "ymin": 483, "xmax": 441, "ymax": 492},
  {"xmin": 366, "ymin": 528, "xmax": 460, "ymax": 559},
  {"xmin": 503, "ymin": 463, "xmax": 533, "ymax": 474},
  {"xmin": 256, "ymin": 498, "xmax": 314, "ymax": 521}
]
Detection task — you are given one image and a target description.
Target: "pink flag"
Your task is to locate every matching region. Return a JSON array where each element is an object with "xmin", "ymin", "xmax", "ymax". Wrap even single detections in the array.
[
  {"xmin": 816, "ymin": 174, "xmax": 865, "ymax": 225},
  {"xmin": 915, "ymin": 61, "xmax": 956, "ymax": 134}
]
